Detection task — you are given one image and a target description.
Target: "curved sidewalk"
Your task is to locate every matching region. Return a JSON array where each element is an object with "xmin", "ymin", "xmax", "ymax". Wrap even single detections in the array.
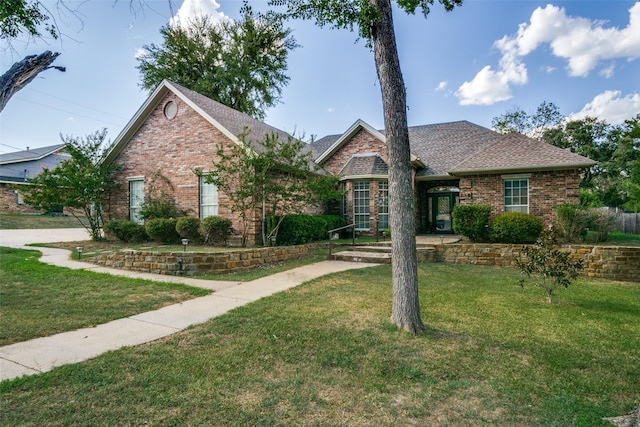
[{"xmin": 0, "ymin": 229, "xmax": 376, "ymax": 382}]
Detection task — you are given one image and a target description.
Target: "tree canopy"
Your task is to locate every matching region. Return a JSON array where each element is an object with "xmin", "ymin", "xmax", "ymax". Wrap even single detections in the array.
[
  {"xmin": 21, "ymin": 129, "xmax": 120, "ymax": 240},
  {"xmin": 137, "ymin": 2, "xmax": 297, "ymax": 120}
]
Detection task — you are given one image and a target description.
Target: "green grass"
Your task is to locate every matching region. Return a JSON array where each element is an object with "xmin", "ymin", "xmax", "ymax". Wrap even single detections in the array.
[
  {"xmin": 0, "ymin": 247, "xmax": 209, "ymax": 345},
  {"xmin": 0, "ymin": 213, "xmax": 88, "ymax": 229},
  {"xmin": 2, "ymin": 263, "xmax": 638, "ymax": 426}
]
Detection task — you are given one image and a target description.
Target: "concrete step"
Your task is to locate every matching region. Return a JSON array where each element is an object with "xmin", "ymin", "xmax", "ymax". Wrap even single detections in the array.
[{"xmin": 331, "ymin": 250, "xmax": 391, "ymax": 264}]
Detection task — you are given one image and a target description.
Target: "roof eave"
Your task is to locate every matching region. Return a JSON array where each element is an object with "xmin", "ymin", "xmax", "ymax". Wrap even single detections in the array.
[
  {"xmin": 316, "ymin": 119, "xmax": 386, "ymax": 164},
  {"xmin": 449, "ymin": 161, "xmax": 597, "ymax": 176}
]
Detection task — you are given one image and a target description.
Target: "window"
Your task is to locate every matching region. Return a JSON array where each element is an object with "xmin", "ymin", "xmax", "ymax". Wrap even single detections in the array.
[
  {"xmin": 129, "ymin": 179, "xmax": 144, "ymax": 224},
  {"xmin": 378, "ymin": 181, "xmax": 389, "ymax": 229},
  {"xmin": 200, "ymin": 176, "xmax": 218, "ymax": 219},
  {"xmin": 504, "ymin": 178, "xmax": 529, "ymax": 213},
  {"xmin": 353, "ymin": 181, "xmax": 370, "ymax": 230},
  {"xmin": 341, "ymin": 181, "xmax": 348, "ymax": 222}
]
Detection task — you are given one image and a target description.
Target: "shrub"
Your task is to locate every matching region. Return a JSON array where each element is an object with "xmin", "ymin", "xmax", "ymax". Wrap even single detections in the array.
[
  {"xmin": 176, "ymin": 216, "xmax": 201, "ymax": 243},
  {"xmin": 145, "ymin": 218, "xmax": 180, "ymax": 244},
  {"xmin": 452, "ymin": 204, "xmax": 491, "ymax": 242},
  {"xmin": 277, "ymin": 214, "xmax": 345, "ymax": 245},
  {"xmin": 104, "ymin": 219, "xmax": 147, "ymax": 243},
  {"xmin": 516, "ymin": 230, "xmax": 583, "ymax": 304},
  {"xmin": 554, "ymin": 204, "xmax": 590, "ymax": 243},
  {"xmin": 490, "ymin": 212, "xmax": 543, "ymax": 244},
  {"xmin": 585, "ymin": 208, "xmax": 617, "ymax": 243},
  {"xmin": 200, "ymin": 216, "xmax": 233, "ymax": 245}
]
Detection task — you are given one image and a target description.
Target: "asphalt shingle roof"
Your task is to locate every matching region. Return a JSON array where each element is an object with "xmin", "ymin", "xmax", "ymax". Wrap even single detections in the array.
[
  {"xmin": 339, "ymin": 153, "xmax": 388, "ymax": 177},
  {"xmin": 0, "ymin": 144, "xmax": 66, "ymax": 164}
]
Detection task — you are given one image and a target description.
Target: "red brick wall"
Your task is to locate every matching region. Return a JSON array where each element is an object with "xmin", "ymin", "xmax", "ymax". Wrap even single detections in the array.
[
  {"xmin": 104, "ymin": 92, "xmax": 259, "ymax": 243},
  {"xmin": 458, "ymin": 169, "xmax": 582, "ymax": 226},
  {"xmin": 322, "ymin": 129, "xmax": 387, "ymax": 175}
]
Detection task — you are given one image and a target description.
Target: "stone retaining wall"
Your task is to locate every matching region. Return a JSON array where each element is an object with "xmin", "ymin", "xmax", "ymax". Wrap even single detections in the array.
[
  {"xmin": 435, "ymin": 244, "xmax": 639, "ymax": 283},
  {"xmin": 88, "ymin": 244, "xmax": 317, "ymax": 276}
]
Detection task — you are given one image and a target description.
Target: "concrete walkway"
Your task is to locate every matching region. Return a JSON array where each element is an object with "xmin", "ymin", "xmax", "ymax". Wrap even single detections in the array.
[{"xmin": 0, "ymin": 229, "xmax": 376, "ymax": 382}]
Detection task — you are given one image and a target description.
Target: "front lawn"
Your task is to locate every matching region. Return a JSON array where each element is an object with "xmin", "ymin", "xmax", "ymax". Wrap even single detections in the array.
[
  {"xmin": 0, "ymin": 247, "xmax": 209, "ymax": 346},
  {"xmin": 2, "ymin": 263, "xmax": 638, "ymax": 426},
  {"xmin": 0, "ymin": 213, "xmax": 88, "ymax": 229}
]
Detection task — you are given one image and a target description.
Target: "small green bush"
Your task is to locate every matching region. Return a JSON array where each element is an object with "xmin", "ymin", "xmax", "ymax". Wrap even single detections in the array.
[
  {"xmin": 145, "ymin": 218, "xmax": 180, "ymax": 244},
  {"xmin": 452, "ymin": 204, "xmax": 491, "ymax": 242},
  {"xmin": 176, "ymin": 216, "xmax": 201, "ymax": 243},
  {"xmin": 200, "ymin": 216, "xmax": 233, "ymax": 245},
  {"xmin": 554, "ymin": 204, "xmax": 588, "ymax": 243},
  {"xmin": 277, "ymin": 214, "xmax": 345, "ymax": 245},
  {"xmin": 104, "ymin": 219, "xmax": 148, "ymax": 243},
  {"xmin": 139, "ymin": 192, "xmax": 188, "ymax": 220},
  {"xmin": 490, "ymin": 212, "xmax": 543, "ymax": 244}
]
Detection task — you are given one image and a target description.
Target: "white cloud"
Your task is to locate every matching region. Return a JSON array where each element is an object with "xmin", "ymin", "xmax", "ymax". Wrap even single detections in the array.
[
  {"xmin": 456, "ymin": 3, "xmax": 640, "ymax": 106},
  {"xmin": 567, "ymin": 90, "xmax": 640, "ymax": 124},
  {"xmin": 169, "ymin": 0, "xmax": 228, "ymax": 30},
  {"xmin": 327, "ymin": 107, "xmax": 335, "ymax": 113},
  {"xmin": 599, "ymin": 64, "xmax": 615, "ymax": 79},
  {"xmin": 436, "ymin": 81, "xmax": 448, "ymax": 91}
]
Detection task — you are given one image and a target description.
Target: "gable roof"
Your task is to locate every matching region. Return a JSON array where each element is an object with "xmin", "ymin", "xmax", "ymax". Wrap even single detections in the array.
[
  {"xmin": 311, "ymin": 119, "xmax": 596, "ymax": 179},
  {"xmin": 103, "ymin": 80, "xmax": 293, "ymax": 165},
  {"xmin": 0, "ymin": 144, "xmax": 67, "ymax": 165}
]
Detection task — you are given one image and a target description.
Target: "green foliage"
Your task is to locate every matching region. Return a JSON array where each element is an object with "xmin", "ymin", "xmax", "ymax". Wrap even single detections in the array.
[
  {"xmin": 553, "ymin": 204, "xmax": 589, "ymax": 243},
  {"xmin": 516, "ymin": 230, "xmax": 584, "ymax": 303},
  {"xmin": 145, "ymin": 218, "xmax": 180, "ymax": 244},
  {"xmin": 0, "ymin": 0, "xmax": 59, "ymax": 39},
  {"xmin": 199, "ymin": 216, "xmax": 233, "ymax": 245},
  {"xmin": 452, "ymin": 204, "xmax": 491, "ymax": 242},
  {"xmin": 200, "ymin": 131, "xmax": 342, "ymax": 246},
  {"xmin": 585, "ymin": 208, "xmax": 617, "ymax": 243},
  {"xmin": 138, "ymin": 171, "xmax": 188, "ymax": 220},
  {"xmin": 21, "ymin": 129, "xmax": 120, "ymax": 241},
  {"xmin": 490, "ymin": 212, "xmax": 543, "ymax": 244},
  {"xmin": 104, "ymin": 219, "xmax": 148, "ymax": 243},
  {"xmin": 176, "ymin": 216, "xmax": 201, "ymax": 243},
  {"xmin": 137, "ymin": 2, "xmax": 297, "ymax": 120},
  {"xmin": 492, "ymin": 101, "xmax": 562, "ymax": 139},
  {"xmin": 277, "ymin": 214, "xmax": 345, "ymax": 245}
]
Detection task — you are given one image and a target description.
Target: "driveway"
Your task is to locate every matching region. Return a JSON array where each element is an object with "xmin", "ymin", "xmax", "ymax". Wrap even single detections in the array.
[{"xmin": 0, "ymin": 228, "xmax": 90, "ymax": 247}]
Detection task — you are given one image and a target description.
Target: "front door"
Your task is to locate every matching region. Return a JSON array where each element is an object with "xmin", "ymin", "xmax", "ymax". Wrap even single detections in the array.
[{"xmin": 433, "ymin": 194, "xmax": 454, "ymax": 233}]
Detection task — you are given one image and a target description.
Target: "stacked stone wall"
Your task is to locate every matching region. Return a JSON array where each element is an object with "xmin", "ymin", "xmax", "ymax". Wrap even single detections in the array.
[
  {"xmin": 435, "ymin": 244, "xmax": 639, "ymax": 283},
  {"xmin": 88, "ymin": 244, "xmax": 318, "ymax": 276}
]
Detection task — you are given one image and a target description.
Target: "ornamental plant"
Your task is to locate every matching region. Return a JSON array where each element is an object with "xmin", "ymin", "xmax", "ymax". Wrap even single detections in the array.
[{"xmin": 516, "ymin": 230, "xmax": 584, "ymax": 304}]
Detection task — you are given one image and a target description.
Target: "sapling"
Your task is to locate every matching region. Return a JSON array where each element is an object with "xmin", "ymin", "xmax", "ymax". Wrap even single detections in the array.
[{"xmin": 516, "ymin": 230, "xmax": 584, "ymax": 303}]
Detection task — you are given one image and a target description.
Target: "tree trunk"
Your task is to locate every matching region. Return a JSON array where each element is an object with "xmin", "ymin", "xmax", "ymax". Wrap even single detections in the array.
[
  {"xmin": 0, "ymin": 51, "xmax": 64, "ymax": 113},
  {"xmin": 370, "ymin": 0, "xmax": 424, "ymax": 334}
]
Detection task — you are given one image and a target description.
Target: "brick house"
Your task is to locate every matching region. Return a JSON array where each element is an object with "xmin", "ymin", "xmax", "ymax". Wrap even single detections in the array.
[
  {"xmin": 103, "ymin": 80, "xmax": 595, "ymax": 244},
  {"xmin": 0, "ymin": 144, "xmax": 69, "ymax": 213},
  {"xmin": 309, "ymin": 119, "xmax": 596, "ymax": 236},
  {"xmin": 103, "ymin": 80, "xmax": 297, "ymax": 244}
]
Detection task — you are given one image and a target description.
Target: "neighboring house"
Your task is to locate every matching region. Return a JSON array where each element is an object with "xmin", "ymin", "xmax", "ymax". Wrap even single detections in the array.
[
  {"xmin": 309, "ymin": 119, "xmax": 596, "ymax": 235},
  {"xmin": 103, "ymin": 80, "xmax": 596, "ymax": 244},
  {"xmin": 0, "ymin": 144, "xmax": 69, "ymax": 213}
]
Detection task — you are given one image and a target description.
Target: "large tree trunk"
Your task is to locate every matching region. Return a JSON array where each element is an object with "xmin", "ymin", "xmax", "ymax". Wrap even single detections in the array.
[
  {"xmin": 0, "ymin": 51, "xmax": 64, "ymax": 113},
  {"xmin": 370, "ymin": 0, "xmax": 424, "ymax": 334}
]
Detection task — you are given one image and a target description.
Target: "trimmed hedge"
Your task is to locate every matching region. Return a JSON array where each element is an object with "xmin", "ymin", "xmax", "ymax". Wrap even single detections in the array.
[
  {"xmin": 200, "ymin": 216, "xmax": 233, "ymax": 245},
  {"xmin": 176, "ymin": 216, "xmax": 201, "ymax": 243},
  {"xmin": 104, "ymin": 219, "xmax": 148, "ymax": 243},
  {"xmin": 277, "ymin": 214, "xmax": 345, "ymax": 246},
  {"xmin": 145, "ymin": 218, "xmax": 180, "ymax": 244},
  {"xmin": 490, "ymin": 212, "xmax": 543, "ymax": 244},
  {"xmin": 452, "ymin": 204, "xmax": 491, "ymax": 242}
]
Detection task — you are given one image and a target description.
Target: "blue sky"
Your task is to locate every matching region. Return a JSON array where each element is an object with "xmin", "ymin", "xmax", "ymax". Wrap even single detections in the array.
[{"xmin": 1, "ymin": 0, "xmax": 639, "ymax": 153}]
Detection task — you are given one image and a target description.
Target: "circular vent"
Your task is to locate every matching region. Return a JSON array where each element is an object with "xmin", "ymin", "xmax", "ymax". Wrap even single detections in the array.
[{"xmin": 164, "ymin": 101, "xmax": 177, "ymax": 119}]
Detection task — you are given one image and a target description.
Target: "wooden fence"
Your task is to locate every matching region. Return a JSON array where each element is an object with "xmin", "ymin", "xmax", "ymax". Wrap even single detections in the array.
[{"xmin": 615, "ymin": 212, "xmax": 639, "ymax": 234}]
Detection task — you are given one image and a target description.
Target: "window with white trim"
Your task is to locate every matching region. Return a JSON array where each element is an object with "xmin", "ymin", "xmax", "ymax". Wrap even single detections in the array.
[
  {"xmin": 199, "ymin": 176, "xmax": 219, "ymax": 219},
  {"xmin": 353, "ymin": 181, "xmax": 370, "ymax": 230},
  {"xmin": 129, "ymin": 179, "xmax": 144, "ymax": 224},
  {"xmin": 504, "ymin": 178, "xmax": 529, "ymax": 213},
  {"xmin": 378, "ymin": 181, "xmax": 389, "ymax": 229}
]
